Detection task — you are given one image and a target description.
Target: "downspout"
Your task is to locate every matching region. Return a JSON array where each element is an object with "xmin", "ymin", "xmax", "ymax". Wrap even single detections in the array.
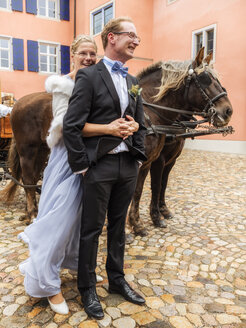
[{"xmin": 74, "ymin": 0, "xmax": 76, "ymax": 38}]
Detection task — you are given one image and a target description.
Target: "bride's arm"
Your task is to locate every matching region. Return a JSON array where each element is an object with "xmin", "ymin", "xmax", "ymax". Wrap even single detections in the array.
[{"xmin": 83, "ymin": 116, "xmax": 139, "ymax": 139}]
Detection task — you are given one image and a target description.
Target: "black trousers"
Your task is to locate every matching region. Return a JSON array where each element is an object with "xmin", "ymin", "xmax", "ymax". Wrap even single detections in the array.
[{"xmin": 77, "ymin": 152, "xmax": 138, "ymax": 291}]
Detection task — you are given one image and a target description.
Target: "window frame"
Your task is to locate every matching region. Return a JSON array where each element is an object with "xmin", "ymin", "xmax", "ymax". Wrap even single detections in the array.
[
  {"xmin": 0, "ymin": 35, "xmax": 12, "ymax": 71},
  {"xmin": 192, "ymin": 24, "xmax": 217, "ymax": 62},
  {"xmin": 37, "ymin": 0, "xmax": 59, "ymax": 20},
  {"xmin": 38, "ymin": 40, "xmax": 60, "ymax": 74},
  {"xmin": 90, "ymin": 1, "xmax": 114, "ymax": 36},
  {"xmin": 0, "ymin": 0, "xmax": 10, "ymax": 11}
]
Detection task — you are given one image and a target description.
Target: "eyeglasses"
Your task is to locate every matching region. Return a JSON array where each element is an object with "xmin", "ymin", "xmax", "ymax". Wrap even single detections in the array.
[
  {"xmin": 114, "ymin": 31, "xmax": 141, "ymax": 43},
  {"xmin": 74, "ymin": 51, "xmax": 97, "ymax": 58}
]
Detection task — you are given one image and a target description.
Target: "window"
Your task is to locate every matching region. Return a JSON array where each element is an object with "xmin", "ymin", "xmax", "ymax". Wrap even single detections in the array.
[
  {"xmin": 0, "ymin": 37, "xmax": 11, "ymax": 69},
  {"xmin": 0, "ymin": 0, "xmax": 23, "ymax": 12},
  {"xmin": 0, "ymin": 36, "xmax": 24, "ymax": 71},
  {"xmin": 195, "ymin": 32, "xmax": 203, "ymax": 55},
  {"xmin": 27, "ymin": 40, "xmax": 69, "ymax": 73},
  {"xmin": 26, "ymin": 0, "xmax": 69, "ymax": 20},
  {"xmin": 39, "ymin": 42, "xmax": 59, "ymax": 73},
  {"xmin": 38, "ymin": 0, "xmax": 58, "ymax": 19},
  {"xmin": 192, "ymin": 24, "xmax": 216, "ymax": 61},
  {"xmin": 0, "ymin": 0, "xmax": 10, "ymax": 10},
  {"xmin": 91, "ymin": 2, "xmax": 114, "ymax": 35}
]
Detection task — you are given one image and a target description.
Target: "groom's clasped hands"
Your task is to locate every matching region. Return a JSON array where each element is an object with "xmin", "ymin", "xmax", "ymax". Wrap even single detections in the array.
[{"xmin": 107, "ymin": 115, "xmax": 139, "ymax": 139}]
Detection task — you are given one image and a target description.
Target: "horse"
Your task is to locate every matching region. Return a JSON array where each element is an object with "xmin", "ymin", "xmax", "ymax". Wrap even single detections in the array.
[
  {"xmin": 128, "ymin": 47, "xmax": 233, "ymax": 236},
  {"xmin": 1, "ymin": 48, "xmax": 232, "ymax": 228},
  {"xmin": 1, "ymin": 92, "xmax": 52, "ymax": 222}
]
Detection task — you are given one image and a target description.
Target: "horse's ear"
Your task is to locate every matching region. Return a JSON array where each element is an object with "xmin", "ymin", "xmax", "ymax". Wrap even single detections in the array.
[
  {"xmin": 204, "ymin": 51, "xmax": 213, "ymax": 65},
  {"xmin": 192, "ymin": 47, "xmax": 204, "ymax": 68}
]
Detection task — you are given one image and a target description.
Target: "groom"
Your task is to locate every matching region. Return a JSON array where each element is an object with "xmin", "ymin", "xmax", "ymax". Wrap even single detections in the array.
[{"xmin": 63, "ymin": 17, "xmax": 146, "ymax": 319}]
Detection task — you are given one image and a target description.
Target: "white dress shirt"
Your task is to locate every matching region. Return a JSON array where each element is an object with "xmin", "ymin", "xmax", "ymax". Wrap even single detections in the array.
[{"xmin": 103, "ymin": 56, "xmax": 129, "ymax": 154}]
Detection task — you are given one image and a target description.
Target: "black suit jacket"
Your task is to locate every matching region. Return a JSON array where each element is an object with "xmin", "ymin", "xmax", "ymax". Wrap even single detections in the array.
[{"xmin": 63, "ymin": 59, "xmax": 147, "ymax": 172}]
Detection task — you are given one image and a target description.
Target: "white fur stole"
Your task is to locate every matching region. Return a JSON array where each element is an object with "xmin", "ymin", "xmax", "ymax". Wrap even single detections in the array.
[
  {"xmin": 45, "ymin": 75, "xmax": 74, "ymax": 148},
  {"xmin": 45, "ymin": 74, "xmax": 74, "ymax": 97}
]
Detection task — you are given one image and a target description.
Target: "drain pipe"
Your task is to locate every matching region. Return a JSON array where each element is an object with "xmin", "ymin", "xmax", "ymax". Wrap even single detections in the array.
[{"xmin": 74, "ymin": 0, "xmax": 76, "ymax": 38}]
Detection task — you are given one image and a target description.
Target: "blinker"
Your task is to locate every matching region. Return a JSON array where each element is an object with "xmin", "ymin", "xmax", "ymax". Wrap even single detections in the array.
[
  {"xmin": 197, "ymin": 71, "xmax": 212, "ymax": 89},
  {"xmin": 188, "ymin": 68, "xmax": 194, "ymax": 75}
]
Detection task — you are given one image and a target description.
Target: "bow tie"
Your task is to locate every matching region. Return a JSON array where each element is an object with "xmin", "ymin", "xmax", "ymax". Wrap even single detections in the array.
[{"xmin": 111, "ymin": 62, "xmax": 128, "ymax": 78}]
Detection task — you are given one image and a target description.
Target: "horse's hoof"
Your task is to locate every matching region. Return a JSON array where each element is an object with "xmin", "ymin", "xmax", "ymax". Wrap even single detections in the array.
[
  {"xmin": 19, "ymin": 215, "xmax": 27, "ymax": 221},
  {"xmin": 153, "ymin": 219, "xmax": 167, "ymax": 228},
  {"xmin": 160, "ymin": 209, "xmax": 173, "ymax": 220},
  {"xmin": 134, "ymin": 228, "xmax": 148, "ymax": 237},
  {"xmin": 164, "ymin": 213, "xmax": 173, "ymax": 220},
  {"xmin": 125, "ymin": 233, "xmax": 134, "ymax": 244}
]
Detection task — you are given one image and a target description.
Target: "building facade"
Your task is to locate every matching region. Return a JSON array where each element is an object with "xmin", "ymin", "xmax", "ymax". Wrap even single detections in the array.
[{"xmin": 0, "ymin": 0, "xmax": 245, "ymax": 153}]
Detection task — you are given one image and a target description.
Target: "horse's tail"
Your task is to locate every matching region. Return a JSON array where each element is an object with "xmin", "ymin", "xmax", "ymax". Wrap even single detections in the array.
[{"xmin": 0, "ymin": 138, "xmax": 21, "ymax": 202}]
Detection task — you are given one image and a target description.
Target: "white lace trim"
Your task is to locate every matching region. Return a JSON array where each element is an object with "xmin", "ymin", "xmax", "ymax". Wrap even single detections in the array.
[{"xmin": 0, "ymin": 104, "xmax": 12, "ymax": 118}]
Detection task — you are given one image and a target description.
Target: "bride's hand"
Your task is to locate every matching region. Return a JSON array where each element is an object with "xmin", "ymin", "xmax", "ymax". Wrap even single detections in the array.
[
  {"xmin": 107, "ymin": 118, "xmax": 130, "ymax": 137},
  {"xmin": 121, "ymin": 115, "xmax": 139, "ymax": 139}
]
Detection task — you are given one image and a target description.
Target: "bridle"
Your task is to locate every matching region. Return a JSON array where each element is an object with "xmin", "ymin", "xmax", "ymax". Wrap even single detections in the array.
[
  {"xmin": 142, "ymin": 65, "xmax": 229, "ymax": 137},
  {"xmin": 183, "ymin": 67, "xmax": 228, "ymax": 124}
]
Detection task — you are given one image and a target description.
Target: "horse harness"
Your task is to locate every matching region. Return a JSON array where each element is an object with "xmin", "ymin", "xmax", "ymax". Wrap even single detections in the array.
[{"xmin": 143, "ymin": 67, "xmax": 230, "ymax": 139}]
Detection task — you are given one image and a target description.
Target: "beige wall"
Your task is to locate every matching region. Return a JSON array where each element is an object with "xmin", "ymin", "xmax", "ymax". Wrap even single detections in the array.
[{"xmin": 152, "ymin": 0, "xmax": 246, "ymax": 141}]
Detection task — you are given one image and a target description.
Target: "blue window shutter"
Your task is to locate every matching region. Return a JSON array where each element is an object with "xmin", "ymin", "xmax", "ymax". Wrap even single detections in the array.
[
  {"xmin": 13, "ymin": 38, "xmax": 24, "ymax": 71},
  {"xmin": 27, "ymin": 40, "xmax": 38, "ymax": 72},
  {"xmin": 60, "ymin": 0, "xmax": 69, "ymax": 21},
  {"xmin": 12, "ymin": 0, "xmax": 23, "ymax": 11},
  {"xmin": 61, "ymin": 45, "xmax": 70, "ymax": 74},
  {"xmin": 26, "ymin": 0, "xmax": 37, "ymax": 14}
]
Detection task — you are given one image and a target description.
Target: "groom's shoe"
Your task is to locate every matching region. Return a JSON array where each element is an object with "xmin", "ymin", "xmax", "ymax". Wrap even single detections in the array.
[
  {"xmin": 81, "ymin": 286, "xmax": 104, "ymax": 320},
  {"xmin": 108, "ymin": 278, "xmax": 145, "ymax": 305}
]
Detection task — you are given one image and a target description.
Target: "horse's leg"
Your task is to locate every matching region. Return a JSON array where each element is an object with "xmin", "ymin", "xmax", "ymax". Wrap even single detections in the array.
[
  {"xmin": 18, "ymin": 144, "xmax": 40, "ymax": 224},
  {"xmin": 149, "ymin": 155, "xmax": 167, "ymax": 228},
  {"xmin": 23, "ymin": 143, "xmax": 49, "ymax": 223},
  {"xmin": 34, "ymin": 142, "xmax": 50, "ymax": 191},
  {"xmin": 159, "ymin": 138, "xmax": 185, "ymax": 219},
  {"xmin": 128, "ymin": 164, "xmax": 151, "ymax": 236},
  {"xmin": 159, "ymin": 159, "xmax": 176, "ymax": 220}
]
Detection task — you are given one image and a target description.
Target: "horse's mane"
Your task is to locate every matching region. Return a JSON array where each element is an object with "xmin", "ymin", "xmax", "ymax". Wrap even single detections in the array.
[
  {"xmin": 137, "ymin": 61, "xmax": 163, "ymax": 81},
  {"xmin": 137, "ymin": 59, "xmax": 218, "ymax": 102}
]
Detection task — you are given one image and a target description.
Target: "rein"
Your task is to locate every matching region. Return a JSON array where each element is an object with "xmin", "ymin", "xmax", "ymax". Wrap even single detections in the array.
[
  {"xmin": 142, "ymin": 100, "xmax": 206, "ymax": 117},
  {"xmin": 142, "ymin": 97, "xmax": 207, "ymax": 120},
  {"xmin": 3, "ymin": 172, "xmax": 42, "ymax": 194}
]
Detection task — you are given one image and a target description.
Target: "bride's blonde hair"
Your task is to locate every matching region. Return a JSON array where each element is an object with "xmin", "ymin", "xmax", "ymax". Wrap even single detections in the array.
[{"xmin": 71, "ymin": 35, "xmax": 97, "ymax": 54}]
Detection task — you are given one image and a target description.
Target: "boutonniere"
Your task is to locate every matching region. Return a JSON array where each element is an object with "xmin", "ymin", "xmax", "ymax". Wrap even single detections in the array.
[{"xmin": 128, "ymin": 84, "xmax": 142, "ymax": 101}]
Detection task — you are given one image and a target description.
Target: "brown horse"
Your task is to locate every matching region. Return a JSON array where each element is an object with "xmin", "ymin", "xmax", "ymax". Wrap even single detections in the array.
[
  {"xmin": 1, "ymin": 48, "xmax": 232, "ymax": 227},
  {"xmin": 1, "ymin": 92, "xmax": 52, "ymax": 222},
  {"xmin": 128, "ymin": 48, "xmax": 233, "ymax": 236}
]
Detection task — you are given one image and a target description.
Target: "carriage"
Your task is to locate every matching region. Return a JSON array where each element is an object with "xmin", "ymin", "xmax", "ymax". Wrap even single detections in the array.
[{"xmin": 0, "ymin": 94, "xmax": 14, "ymax": 179}]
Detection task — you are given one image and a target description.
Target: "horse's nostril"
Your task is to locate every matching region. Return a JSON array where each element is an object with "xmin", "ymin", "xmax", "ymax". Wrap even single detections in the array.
[{"xmin": 226, "ymin": 107, "xmax": 232, "ymax": 117}]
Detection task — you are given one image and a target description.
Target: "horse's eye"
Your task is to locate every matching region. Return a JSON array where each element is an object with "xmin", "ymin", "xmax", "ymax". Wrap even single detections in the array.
[{"xmin": 197, "ymin": 72, "xmax": 212, "ymax": 88}]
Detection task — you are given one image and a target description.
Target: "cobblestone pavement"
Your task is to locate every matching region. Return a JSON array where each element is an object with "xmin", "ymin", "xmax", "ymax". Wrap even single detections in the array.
[{"xmin": 0, "ymin": 149, "xmax": 245, "ymax": 328}]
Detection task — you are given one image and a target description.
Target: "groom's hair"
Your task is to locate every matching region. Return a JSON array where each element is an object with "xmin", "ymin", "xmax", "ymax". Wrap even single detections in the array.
[{"xmin": 101, "ymin": 16, "xmax": 133, "ymax": 50}]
